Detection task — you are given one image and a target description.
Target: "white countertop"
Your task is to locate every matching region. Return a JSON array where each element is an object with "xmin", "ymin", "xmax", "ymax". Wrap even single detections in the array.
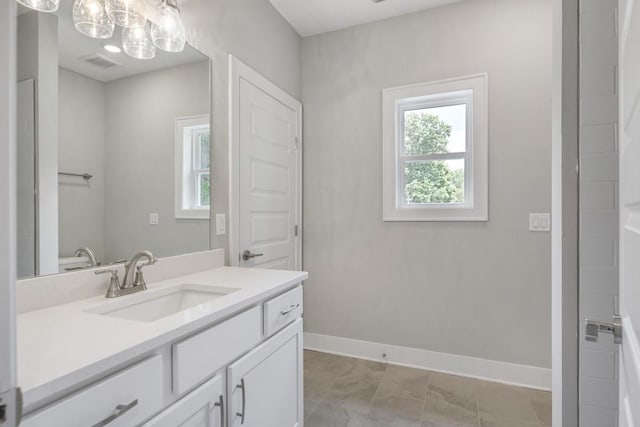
[{"xmin": 17, "ymin": 266, "xmax": 307, "ymax": 410}]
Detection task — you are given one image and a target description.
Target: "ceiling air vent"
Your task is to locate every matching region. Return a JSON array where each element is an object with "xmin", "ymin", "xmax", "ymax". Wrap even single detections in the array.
[{"xmin": 80, "ymin": 53, "xmax": 121, "ymax": 69}]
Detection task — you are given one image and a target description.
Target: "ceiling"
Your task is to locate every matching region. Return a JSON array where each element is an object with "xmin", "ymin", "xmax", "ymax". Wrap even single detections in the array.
[
  {"xmin": 268, "ymin": 0, "xmax": 464, "ymax": 37},
  {"xmin": 54, "ymin": 0, "xmax": 206, "ymax": 82}
]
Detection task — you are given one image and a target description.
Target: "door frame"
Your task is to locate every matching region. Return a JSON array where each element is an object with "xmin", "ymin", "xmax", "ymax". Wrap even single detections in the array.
[
  {"xmin": 0, "ymin": 0, "xmax": 19, "ymax": 424},
  {"xmin": 228, "ymin": 55, "xmax": 303, "ymax": 270},
  {"xmin": 551, "ymin": 0, "xmax": 580, "ymax": 425}
]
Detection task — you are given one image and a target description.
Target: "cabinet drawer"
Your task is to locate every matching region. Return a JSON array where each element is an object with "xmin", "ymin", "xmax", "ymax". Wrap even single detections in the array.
[
  {"xmin": 172, "ymin": 306, "xmax": 261, "ymax": 395},
  {"xmin": 22, "ymin": 355, "xmax": 163, "ymax": 427},
  {"xmin": 263, "ymin": 285, "xmax": 303, "ymax": 337}
]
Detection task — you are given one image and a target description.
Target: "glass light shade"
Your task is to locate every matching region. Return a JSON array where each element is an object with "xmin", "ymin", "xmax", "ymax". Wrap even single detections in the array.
[
  {"xmin": 105, "ymin": 0, "xmax": 147, "ymax": 29},
  {"xmin": 73, "ymin": 0, "xmax": 115, "ymax": 39},
  {"xmin": 122, "ymin": 25, "xmax": 156, "ymax": 60},
  {"xmin": 150, "ymin": 2, "xmax": 186, "ymax": 52},
  {"xmin": 16, "ymin": 0, "xmax": 59, "ymax": 12}
]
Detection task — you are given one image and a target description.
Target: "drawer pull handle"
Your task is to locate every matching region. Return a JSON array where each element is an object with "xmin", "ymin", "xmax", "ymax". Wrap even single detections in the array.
[
  {"xmin": 214, "ymin": 394, "xmax": 224, "ymax": 426},
  {"xmin": 92, "ymin": 399, "xmax": 138, "ymax": 427},
  {"xmin": 280, "ymin": 304, "xmax": 300, "ymax": 317},
  {"xmin": 236, "ymin": 379, "xmax": 246, "ymax": 424}
]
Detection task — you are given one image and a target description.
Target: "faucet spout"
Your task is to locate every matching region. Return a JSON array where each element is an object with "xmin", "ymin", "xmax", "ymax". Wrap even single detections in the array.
[
  {"xmin": 74, "ymin": 247, "xmax": 99, "ymax": 267},
  {"xmin": 122, "ymin": 250, "xmax": 158, "ymax": 289}
]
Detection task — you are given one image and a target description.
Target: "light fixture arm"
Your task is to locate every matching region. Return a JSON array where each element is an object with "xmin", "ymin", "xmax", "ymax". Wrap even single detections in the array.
[{"xmin": 161, "ymin": 0, "xmax": 180, "ymax": 12}]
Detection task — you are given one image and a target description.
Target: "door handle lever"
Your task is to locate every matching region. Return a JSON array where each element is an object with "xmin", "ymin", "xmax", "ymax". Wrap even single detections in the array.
[
  {"xmin": 585, "ymin": 315, "xmax": 622, "ymax": 344},
  {"xmin": 242, "ymin": 250, "xmax": 264, "ymax": 261}
]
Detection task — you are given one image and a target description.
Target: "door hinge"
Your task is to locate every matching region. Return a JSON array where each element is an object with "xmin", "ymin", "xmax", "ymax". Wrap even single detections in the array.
[
  {"xmin": 294, "ymin": 137, "xmax": 300, "ymax": 150},
  {"xmin": 585, "ymin": 315, "xmax": 622, "ymax": 344},
  {"xmin": 0, "ymin": 388, "xmax": 23, "ymax": 427},
  {"xmin": 294, "ymin": 225, "xmax": 299, "ymax": 237}
]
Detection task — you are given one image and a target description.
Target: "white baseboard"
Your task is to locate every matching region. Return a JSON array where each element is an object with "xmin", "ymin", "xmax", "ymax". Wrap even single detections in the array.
[{"xmin": 304, "ymin": 332, "xmax": 551, "ymax": 391}]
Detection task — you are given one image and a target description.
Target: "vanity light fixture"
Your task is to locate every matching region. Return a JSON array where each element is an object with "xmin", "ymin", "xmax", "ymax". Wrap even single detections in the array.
[
  {"xmin": 73, "ymin": 0, "xmax": 115, "ymax": 39},
  {"xmin": 17, "ymin": 0, "xmax": 189, "ymax": 61},
  {"xmin": 103, "ymin": 43, "xmax": 122, "ymax": 53},
  {"xmin": 150, "ymin": 0, "xmax": 186, "ymax": 53},
  {"xmin": 105, "ymin": 0, "xmax": 147, "ymax": 29},
  {"xmin": 122, "ymin": 24, "xmax": 156, "ymax": 59},
  {"xmin": 16, "ymin": 0, "xmax": 59, "ymax": 12}
]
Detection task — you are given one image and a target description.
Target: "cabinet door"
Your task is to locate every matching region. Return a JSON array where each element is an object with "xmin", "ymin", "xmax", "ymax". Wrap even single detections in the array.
[
  {"xmin": 228, "ymin": 319, "xmax": 303, "ymax": 427},
  {"xmin": 144, "ymin": 376, "xmax": 224, "ymax": 427}
]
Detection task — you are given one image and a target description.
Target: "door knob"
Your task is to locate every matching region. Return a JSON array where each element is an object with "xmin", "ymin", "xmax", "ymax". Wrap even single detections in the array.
[{"xmin": 242, "ymin": 250, "xmax": 264, "ymax": 261}]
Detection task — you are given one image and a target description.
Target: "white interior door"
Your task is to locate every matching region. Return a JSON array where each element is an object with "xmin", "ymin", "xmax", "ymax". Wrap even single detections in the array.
[
  {"xmin": 619, "ymin": 0, "xmax": 640, "ymax": 425},
  {"xmin": 229, "ymin": 56, "xmax": 302, "ymax": 270},
  {"xmin": 0, "ymin": 0, "xmax": 19, "ymax": 424}
]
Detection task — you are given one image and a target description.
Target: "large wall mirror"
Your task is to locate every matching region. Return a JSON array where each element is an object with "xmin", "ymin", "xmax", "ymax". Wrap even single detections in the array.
[{"xmin": 16, "ymin": 2, "xmax": 212, "ymax": 279}]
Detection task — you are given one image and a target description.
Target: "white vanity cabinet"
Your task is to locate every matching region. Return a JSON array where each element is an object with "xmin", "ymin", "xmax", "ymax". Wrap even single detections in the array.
[
  {"xmin": 21, "ymin": 282, "xmax": 304, "ymax": 427},
  {"xmin": 227, "ymin": 319, "xmax": 303, "ymax": 427}
]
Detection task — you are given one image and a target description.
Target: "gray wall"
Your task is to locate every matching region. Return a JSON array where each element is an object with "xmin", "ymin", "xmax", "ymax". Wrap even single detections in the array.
[
  {"xmin": 578, "ymin": 0, "xmax": 620, "ymax": 424},
  {"xmin": 301, "ymin": 0, "xmax": 553, "ymax": 368},
  {"xmin": 58, "ymin": 68, "xmax": 107, "ymax": 262},
  {"xmin": 104, "ymin": 61, "xmax": 210, "ymax": 261},
  {"xmin": 180, "ymin": 0, "xmax": 302, "ymax": 262}
]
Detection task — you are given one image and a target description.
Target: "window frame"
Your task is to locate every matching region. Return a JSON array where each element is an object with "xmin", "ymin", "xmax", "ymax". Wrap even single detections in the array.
[
  {"xmin": 174, "ymin": 114, "xmax": 211, "ymax": 220},
  {"xmin": 382, "ymin": 74, "xmax": 488, "ymax": 221}
]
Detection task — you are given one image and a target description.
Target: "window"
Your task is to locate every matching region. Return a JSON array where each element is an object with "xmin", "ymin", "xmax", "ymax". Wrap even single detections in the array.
[
  {"xmin": 382, "ymin": 74, "xmax": 488, "ymax": 221},
  {"xmin": 175, "ymin": 115, "xmax": 211, "ymax": 219}
]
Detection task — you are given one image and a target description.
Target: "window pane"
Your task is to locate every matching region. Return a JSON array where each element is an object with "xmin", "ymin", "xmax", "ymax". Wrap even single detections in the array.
[
  {"xmin": 403, "ymin": 159, "xmax": 464, "ymax": 204},
  {"xmin": 198, "ymin": 133, "xmax": 210, "ymax": 169},
  {"xmin": 199, "ymin": 173, "xmax": 210, "ymax": 207},
  {"xmin": 403, "ymin": 104, "xmax": 466, "ymax": 155}
]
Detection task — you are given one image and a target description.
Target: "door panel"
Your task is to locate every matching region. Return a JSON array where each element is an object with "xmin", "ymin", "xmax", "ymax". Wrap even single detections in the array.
[
  {"xmin": 230, "ymin": 56, "xmax": 302, "ymax": 271},
  {"xmin": 239, "ymin": 79, "xmax": 297, "ymax": 270},
  {"xmin": 619, "ymin": 0, "xmax": 640, "ymax": 424}
]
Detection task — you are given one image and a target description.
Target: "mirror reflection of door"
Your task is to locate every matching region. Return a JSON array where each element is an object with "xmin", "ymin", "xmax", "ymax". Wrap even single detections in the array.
[
  {"xmin": 17, "ymin": 79, "xmax": 36, "ymax": 278},
  {"xmin": 15, "ymin": 6, "xmax": 212, "ymax": 279}
]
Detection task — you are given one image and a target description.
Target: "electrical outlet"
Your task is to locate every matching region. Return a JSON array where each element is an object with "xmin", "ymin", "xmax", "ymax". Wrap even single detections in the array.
[{"xmin": 149, "ymin": 213, "xmax": 159, "ymax": 225}]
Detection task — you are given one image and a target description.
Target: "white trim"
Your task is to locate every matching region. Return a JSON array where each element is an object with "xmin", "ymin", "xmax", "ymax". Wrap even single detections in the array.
[
  {"xmin": 0, "ymin": 0, "xmax": 17, "ymax": 396},
  {"xmin": 551, "ymin": 0, "xmax": 563, "ymax": 424},
  {"xmin": 382, "ymin": 74, "xmax": 488, "ymax": 222},
  {"xmin": 304, "ymin": 332, "xmax": 552, "ymax": 391},
  {"xmin": 174, "ymin": 114, "xmax": 211, "ymax": 220},
  {"xmin": 228, "ymin": 55, "xmax": 303, "ymax": 269}
]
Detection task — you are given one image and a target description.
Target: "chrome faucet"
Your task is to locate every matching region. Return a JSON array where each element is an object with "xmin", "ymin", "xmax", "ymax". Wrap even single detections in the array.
[
  {"xmin": 122, "ymin": 250, "xmax": 158, "ymax": 289},
  {"xmin": 74, "ymin": 247, "xmax": 99, "ymax": 267},
  {"xmin": 95, "ymin": 250, "xmax": 158, "ymax": 298}
]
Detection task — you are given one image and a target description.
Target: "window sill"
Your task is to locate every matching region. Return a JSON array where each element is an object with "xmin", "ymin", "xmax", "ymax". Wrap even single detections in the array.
[
  {"xmin": 383, "ymin": 205, "xmax": 487, "ymax": 222},
  {"xmin": 175, "ymin": 210, "xmax": 210, "ymax": 220}
]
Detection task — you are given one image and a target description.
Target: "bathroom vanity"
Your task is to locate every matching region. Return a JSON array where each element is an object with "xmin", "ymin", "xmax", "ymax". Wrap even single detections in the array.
[{"xmin": 17, "ymin": 262, "xmax": 307, "ymax": 427}]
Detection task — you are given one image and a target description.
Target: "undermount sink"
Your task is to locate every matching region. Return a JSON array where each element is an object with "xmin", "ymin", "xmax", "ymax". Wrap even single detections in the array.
[{"xmin": 87, "ymin": 284, "xmax": 239, "ymax": 322}]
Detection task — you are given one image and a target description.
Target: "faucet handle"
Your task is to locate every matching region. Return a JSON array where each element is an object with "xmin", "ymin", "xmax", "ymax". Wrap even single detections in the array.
[
  {"xmin": 132, "ymin": 265, "xmax": 147, "ymax": 289},
  {"xmin": 95, "ymin": 268, "xmax": 121, "ymax": 298}
]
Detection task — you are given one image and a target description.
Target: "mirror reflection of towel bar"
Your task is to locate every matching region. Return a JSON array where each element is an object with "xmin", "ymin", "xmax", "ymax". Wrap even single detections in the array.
[{"xmin": 58, "ymin": 172, "xmax": 93, "ymax": 180}]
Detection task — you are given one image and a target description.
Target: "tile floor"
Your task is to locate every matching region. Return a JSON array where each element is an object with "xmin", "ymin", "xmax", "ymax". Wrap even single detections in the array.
[{"xmin": 304, "ymin": 350, "xmax": 551, "ymax": 427}]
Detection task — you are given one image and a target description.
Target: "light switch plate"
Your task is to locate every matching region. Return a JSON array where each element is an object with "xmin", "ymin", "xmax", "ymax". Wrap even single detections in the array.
[
  {"xmin": 215, "ymin": 213, "xmax": 226, "ymax": 235},
  {"xmin": 529, "ymin": 213, "xmax": 551, "ymax": 232},
  {"xmin": 149, "ymin": 213, "xmax": 159, "ymax": 225}
]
